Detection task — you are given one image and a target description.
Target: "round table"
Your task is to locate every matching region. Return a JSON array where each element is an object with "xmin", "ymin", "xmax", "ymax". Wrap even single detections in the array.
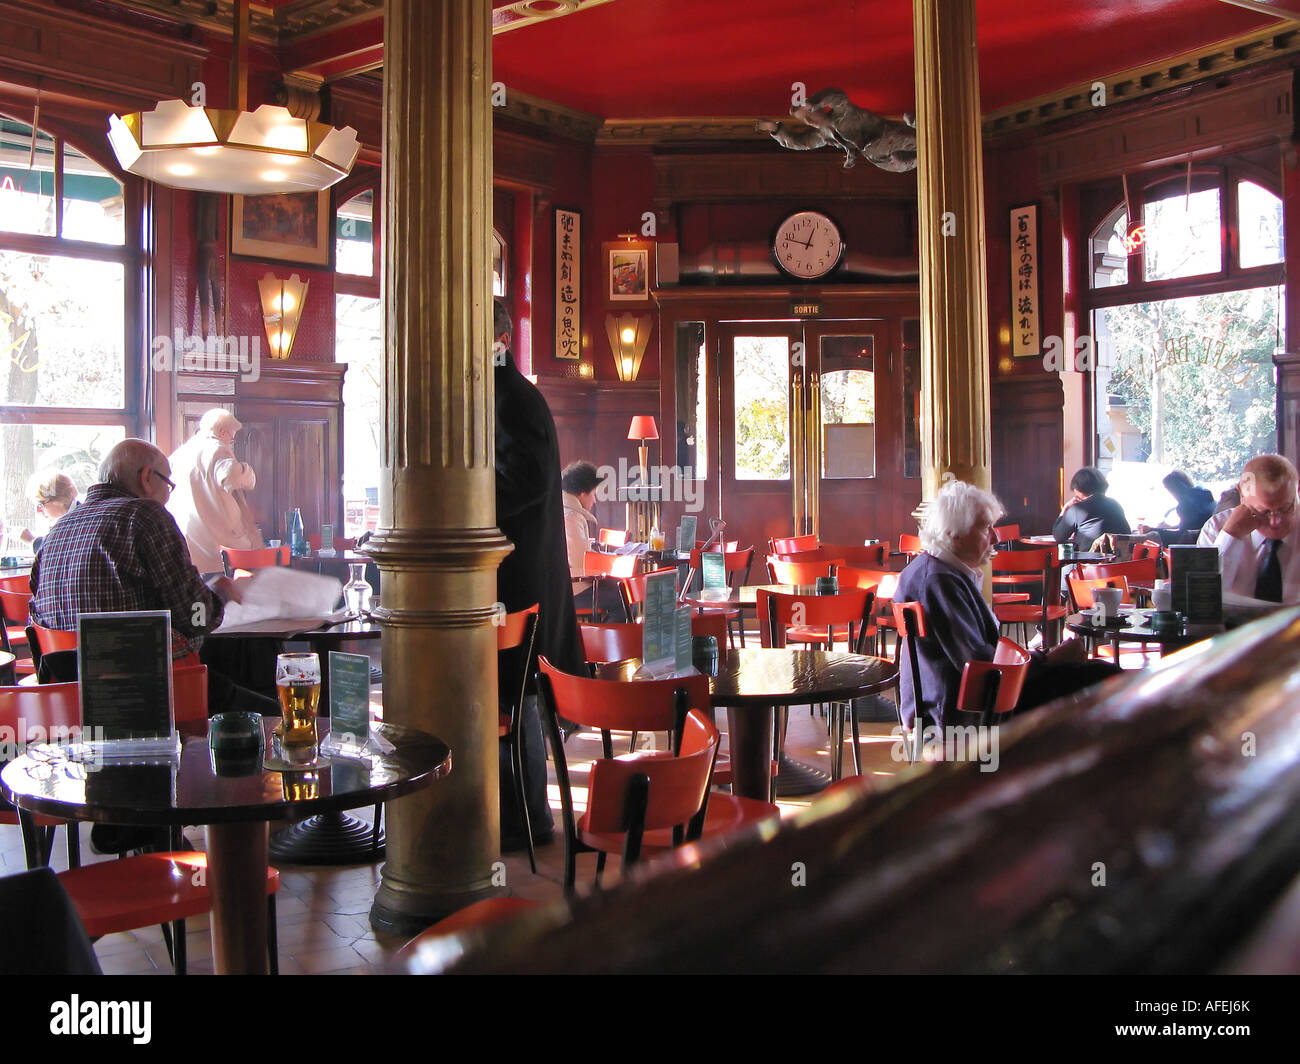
[
  {"xmin": 0, "ymin": 717, "xmax": 450, "ymax": 974},
  {"xmin": 1065, "ymin": 609, "xmax": 1224, "ymax": 659},
  {"xmin": 0, "ymin": 649, "xmax": 14, "ymax": 686},
  {"xmin": 601, "ymin": 647, "xmax": 897, "ymax": 800}
]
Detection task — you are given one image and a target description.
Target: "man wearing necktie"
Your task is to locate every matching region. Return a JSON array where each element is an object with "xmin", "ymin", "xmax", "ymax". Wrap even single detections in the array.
[{"xmin": 1197, "ymin": 454, "xmax": 1300, "ymax": 604}]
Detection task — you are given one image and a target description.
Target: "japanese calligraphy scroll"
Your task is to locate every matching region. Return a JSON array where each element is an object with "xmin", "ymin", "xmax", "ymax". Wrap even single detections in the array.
[
  {"xmin": 555, "ymin": 208, "xmax": 582, "ymax": 361},
  {"xmin": 1010, "ymin": 204, "xmax": 1040, "ymax": 359}
]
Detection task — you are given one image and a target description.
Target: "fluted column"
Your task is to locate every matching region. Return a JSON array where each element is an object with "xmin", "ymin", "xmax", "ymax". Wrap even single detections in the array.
[
  {"xmin": 912, "ymin": 0, "xmax": 992, "ymax": 498},
  {"xmin": 370, "ymin": 0, "xmax": 512, "ymax": 934}
]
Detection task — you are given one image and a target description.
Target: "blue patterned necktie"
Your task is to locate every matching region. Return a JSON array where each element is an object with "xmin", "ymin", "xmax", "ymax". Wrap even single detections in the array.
[{"xmin": 1254, "ymin": 539, "xmax": 1283, "ymax": 603}]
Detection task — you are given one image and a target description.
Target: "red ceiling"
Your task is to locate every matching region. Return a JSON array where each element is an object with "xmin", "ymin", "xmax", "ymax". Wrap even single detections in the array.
[{"xmin": 491, "ymin": 0, "xmax": 1274, "ymax": 119}]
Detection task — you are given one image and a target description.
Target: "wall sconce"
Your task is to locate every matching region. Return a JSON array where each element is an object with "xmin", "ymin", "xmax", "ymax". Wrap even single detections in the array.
[
  {"xmin": 605, "ymin": 312, "xmax": 651, "ymax": 381},
  {"xmin": 258, "ymin": 272, "xmax": 309, "ymax": 359}
]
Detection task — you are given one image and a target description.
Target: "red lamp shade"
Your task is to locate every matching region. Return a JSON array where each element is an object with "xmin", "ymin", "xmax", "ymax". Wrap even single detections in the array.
[{"xmin": 627, "ymin": 416, "xmax": 659, "ymax": 442}]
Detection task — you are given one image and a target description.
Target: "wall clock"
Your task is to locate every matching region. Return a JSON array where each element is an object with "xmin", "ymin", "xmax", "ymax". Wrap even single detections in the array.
[{"xmin": 772, "ymin": 210, "xmax": 846, "ymax": 281}]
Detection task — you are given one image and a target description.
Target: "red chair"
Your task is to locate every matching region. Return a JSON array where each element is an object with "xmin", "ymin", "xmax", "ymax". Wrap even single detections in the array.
[
  {"xmin": 1080, "ymin": 558, "xmax": 1158, "ymax": 586},
  {"xmin": 579, "ymin": 621, "xmax": 642, "ymax": 666},
  {"xmin": 221, "ymin": 544, "xmax": 290, "ymax": 576},
  {"xmin": 394, "ymin": 896, "xmax": 542, "ymax": 971},
  {"xmin": 891, "ymin": 601, "xmax": 928, "ymax": 762},
  {"xmin": 991, "ymin": 548, "xmax": 1067, "ymax": 647},
  {"xmin": 682, "ymin": 548, "xmax": 752, "ymax": 646},
  {"xmin": 597, "ymin": 528, "xmax": 628, "ymax": 548},
  {"xmin": 766, "ymin": 557, "xmax": 846, "ymax": 585},
  {"xmin": 1066, "ymin": 574, "xmax": 1131, "ymax": 613},
  {"xmin": 537, "ymin": 656, "xmax": 779, "ymax": 896},
  {"xmin": 0, "ymin": 580, "xmax": 34, "ymax": 678},
  {"xmin": 993, "ymin": 524, "xmax": 1022, "ymax": 543},
  {"xmin": 497, "ymin": 604, "xmax": 541, "ymax": 872},
  {"xmin": 307, "ymin": 533, "xmax": 357, "ymax": 551},
  {"xmin": 769, "ymin": 534, "xmax": 818, "ymax": 555},
  {"xmin": 578, "ymin": 550, "xmax": 637, "ymax": 621},
  {"xmin": 897, "ymin": 533, "xmax": 923, "ymax": 559},
  {"xmin": 955, "ymin": 638, "xmax": 1032, "ymax": 726},
  {"xmin": 24, "ymin": 623, "xmax": 78, "ymax": 680},
  {"xmin": 757, "ymin": 587, "xmax": 877, "ymax": 779},
  {"xmin": 618, "ymin": 566, "xmax": 680, "ymax": 622},
  {"xmin": 1131, "ymin": 540, "xmax": 1162, "ymax": 562},
  {"xmin": 839, "ymin": 566, "xmax": 899, "ymax": 656},
  {"xmin": 0, "ymin": 682, "xmax": 81, "ymax": 868},
  {"xmin": 817, "ymin": 543, "xmax": 889, "ymax": 569}
]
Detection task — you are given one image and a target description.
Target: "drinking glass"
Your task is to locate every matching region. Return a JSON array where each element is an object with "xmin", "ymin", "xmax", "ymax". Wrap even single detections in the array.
[{"xmin": 275, "ymin": 652, "xmax": 321, "ymax": 762}]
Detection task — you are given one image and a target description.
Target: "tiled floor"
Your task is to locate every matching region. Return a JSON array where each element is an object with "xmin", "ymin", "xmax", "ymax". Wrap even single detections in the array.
[{"xmin": 2, "ymin": 664, "xmax": 908, "ymax": 975}]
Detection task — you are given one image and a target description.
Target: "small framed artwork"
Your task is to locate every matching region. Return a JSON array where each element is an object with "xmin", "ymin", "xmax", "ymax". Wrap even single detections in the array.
[
  {"xmin": 232, "ymin": 189, "xmax": 333, "ymax": 267},
  {"xmin": 608, "ymin": 245, "xmax": 651, "ymax": 303},
  {"xmin": 555, "ymin": 208, "xmax": 581, "ymax": 361}
]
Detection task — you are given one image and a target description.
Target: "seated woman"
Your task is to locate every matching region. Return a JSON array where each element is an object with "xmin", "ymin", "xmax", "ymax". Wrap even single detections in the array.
[
  {"xmin": 1053, "ymin": 466, "xmax": 1130, "ymax": 551},
  {"xmin": 561, "ymin": 460, "xmax": 624, "ymax": 619},
  {"xmin": 895, "ymin": 480, "xmax": 1119, "ymax": 734},
  {"xmin": 22, "ymin": 471, "xmax": 78, "ymax": 554}
]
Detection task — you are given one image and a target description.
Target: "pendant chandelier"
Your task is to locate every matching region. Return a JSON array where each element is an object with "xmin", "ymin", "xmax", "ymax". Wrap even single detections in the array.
[{"xmin": 107, "ymin": 1, "xmax": 358, "ymax": 195}]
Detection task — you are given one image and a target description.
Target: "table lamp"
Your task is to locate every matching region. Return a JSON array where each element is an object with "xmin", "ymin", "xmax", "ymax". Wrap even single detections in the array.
[{"xmin": 628, "ymin": 415, "xmax": 659, "ymax": 480}]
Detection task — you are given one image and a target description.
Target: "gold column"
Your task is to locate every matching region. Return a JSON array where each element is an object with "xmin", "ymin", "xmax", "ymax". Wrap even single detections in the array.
[
  {"xmin": 370, "ymin": 0, "xmax": 512, "ymax": 934},
  {"xmin": 912, "ymin": 0, "xmax": 992, "ymax": 498}
]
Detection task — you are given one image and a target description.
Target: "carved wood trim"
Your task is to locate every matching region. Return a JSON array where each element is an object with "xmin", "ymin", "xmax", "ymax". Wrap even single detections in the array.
[
  {"xmin": 494, "ymin": 128, "xmax": 556, "ymax": 193},
  {"xmin": 1035, "ymin": 70, "xmax": 1294, "ymax": 185},
  {"xmin": 653, "ymin": 151, "xmax": 917, "ymax": 209}
]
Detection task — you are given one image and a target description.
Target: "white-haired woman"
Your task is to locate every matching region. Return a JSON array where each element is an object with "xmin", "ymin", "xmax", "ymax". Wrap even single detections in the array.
[
  {"xmin": 894, "ymin": 480, "xmax": 1115, "ymax": 733},
  {"xmin": 166, "ymin": 408, "xmax": 262, "ymax": 574},
  {"xmin": 22, "ymin": 471, "xmax": 78, "ymax": 554}
]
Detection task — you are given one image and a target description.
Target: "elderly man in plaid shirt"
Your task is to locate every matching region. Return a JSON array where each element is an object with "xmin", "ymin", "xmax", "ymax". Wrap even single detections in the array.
[{"xmin": 30, "ymin": 438, "xmax": 268, "ymax": 714}]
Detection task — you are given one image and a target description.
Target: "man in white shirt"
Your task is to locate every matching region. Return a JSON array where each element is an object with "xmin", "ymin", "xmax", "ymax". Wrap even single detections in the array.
[
  {"xmin": 1197, "ymin": 453, "xmax": 1300, "ymax": 604},
  {"xmin": 167, "ymin": 408, "xmax": 262, "ymax": 574}
]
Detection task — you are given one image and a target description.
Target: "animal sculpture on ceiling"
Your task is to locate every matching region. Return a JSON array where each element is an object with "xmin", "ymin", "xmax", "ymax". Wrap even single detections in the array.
[{"xmin": 756, "ymin": 88, "xmax": 917, "ymax": 172}]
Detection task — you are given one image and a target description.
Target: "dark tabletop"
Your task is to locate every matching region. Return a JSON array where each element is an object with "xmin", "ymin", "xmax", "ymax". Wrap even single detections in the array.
[
  {"xmin": 683, "ymin": 583, "xmax": 824, "ymax": 609},
  {"xmin": 288, "ymin": 550, "xmax": 374, "ymax": 568},
  {"xmin": 1065, "ymin": 609, "xmax": 1223, "ymax": 646},
  {"xmin": 600, "ymin": 647, "xmax": 896, "ymax": 705},
  {"xmin": 0, "ymin": 718, "xmax": 450, "ymax": 826},
  {"xmin": 211, "ymin": 617, "xmax": 382, "ymax": 641}
]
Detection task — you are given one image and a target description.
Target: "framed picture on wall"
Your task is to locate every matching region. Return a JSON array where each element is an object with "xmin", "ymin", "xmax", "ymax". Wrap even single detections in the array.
[
  {"xmin": 608, "ymin": 245, "xmax": 650, "ymax": 302},
  {"xmin": 1009, "ymin": 203, "xmax": 1040, "ymax": 359},
  {"xmin": 555, "ymin": 208, "xmax": 581, "ymax": 361},
  {"xmin": 232, "ymin": 189, "xmax": 333, "ymax": 267}
]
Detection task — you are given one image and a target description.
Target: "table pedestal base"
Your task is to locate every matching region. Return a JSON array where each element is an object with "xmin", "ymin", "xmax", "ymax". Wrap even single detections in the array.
[
  {"xmin": 775, "ymin": 755, "xmax": 832, "ymax": 796},
  {"xmin": 269, "ymin": 811, "xmax": 384, "ymax": 865},
  {"xmin": 208, "ymin": 822, "xmax": 269, "ymax": 975}
]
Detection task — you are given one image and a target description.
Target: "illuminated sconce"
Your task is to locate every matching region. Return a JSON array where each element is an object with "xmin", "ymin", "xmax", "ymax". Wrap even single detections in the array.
[
  {"xmin": 605, "ymin": 312, "xmax": 651, "ymax": 381},
  {"xmin": 258, "ymin": 272, "xmax": 310, "ymax": 360}
]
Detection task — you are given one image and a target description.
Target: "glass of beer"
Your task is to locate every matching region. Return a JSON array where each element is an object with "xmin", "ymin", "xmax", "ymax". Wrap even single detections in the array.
[{"xmin": 275, "ymin": 652, "xmax": 321, "ymax": 762}]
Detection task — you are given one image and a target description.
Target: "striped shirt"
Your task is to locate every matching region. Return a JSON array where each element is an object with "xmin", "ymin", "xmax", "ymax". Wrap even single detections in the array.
[{"xmin": 30, "ymin": 483, "xmax": 226, "ymax": 660}]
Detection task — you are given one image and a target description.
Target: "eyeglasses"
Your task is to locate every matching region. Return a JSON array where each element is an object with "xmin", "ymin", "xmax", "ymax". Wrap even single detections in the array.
[
  {"xmin": 143, "ymin": 467, "xmax": 175, "ymax": 492},
  {"xmin": 1247, "ymin": 499, "xmax": 1296, "ymax": 522}
]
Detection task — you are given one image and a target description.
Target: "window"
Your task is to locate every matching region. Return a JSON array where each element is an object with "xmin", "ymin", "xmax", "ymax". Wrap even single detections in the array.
[
  {"xmin": 0, "ymin": 115, "xmax": 136, "ymax": 553},
  {"xmin": 335, "ymin": 189, "xmax": 374, "ymax": 277},
  {"xmin": 1085, "ymin": 163, "xmax": 1284, "ymax": 521},
  {"xmin": 733, "ymin": 336, "xmax": 790, "ymax": 480}
]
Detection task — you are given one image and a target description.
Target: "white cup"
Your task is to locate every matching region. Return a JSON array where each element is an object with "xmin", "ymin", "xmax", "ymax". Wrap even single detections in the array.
[
  {"xmin": 1152, "ymin": 580, "xmax": 1172, "ymax": 612},
  {"xmin": 1094, "ymin": 587, "xmax": 1123, "ymax": 620}
]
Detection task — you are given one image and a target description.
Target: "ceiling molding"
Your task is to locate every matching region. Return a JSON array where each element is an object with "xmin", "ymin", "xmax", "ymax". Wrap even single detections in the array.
[
  {"xmin": 492, "ymin": 0, "xmax": 619, "ymax": 35},
  {"xmin": 599, "ymin": 117, "xmax": 773, "ymax": 145},
  {"xmin": 495, "ymin": 88, "xmax": 603, "ymax": 142},
  {"xmin": 984, "ymin": 23, "xmax": 1300, "ymax": 137}
]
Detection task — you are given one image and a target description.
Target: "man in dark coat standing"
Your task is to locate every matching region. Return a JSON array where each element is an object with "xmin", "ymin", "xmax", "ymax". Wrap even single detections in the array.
[{"xmin": 493, "ymin": 299, "xmax": 584, "ymax": 849}]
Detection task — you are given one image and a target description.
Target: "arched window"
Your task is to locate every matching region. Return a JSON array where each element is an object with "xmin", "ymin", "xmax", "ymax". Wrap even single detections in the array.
[
  {"xmin": 1085, "ymin": 161, "xmax": 1283, "ymax": 524},
  {"xmin": 0, "ymin": 114, "xmax": 137, "ymax": 553}
]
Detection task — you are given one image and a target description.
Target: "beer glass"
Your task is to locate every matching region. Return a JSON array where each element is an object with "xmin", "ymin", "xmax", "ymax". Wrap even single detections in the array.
[{"xmin": 275, "ymin": 652, "xmax": 321, "ymax": 761}]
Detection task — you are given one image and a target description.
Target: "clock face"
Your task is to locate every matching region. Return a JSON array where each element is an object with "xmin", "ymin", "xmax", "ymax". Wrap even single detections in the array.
[{"xmin": 772, "ymin": 211, "xmax": 845, "ymax": 280}]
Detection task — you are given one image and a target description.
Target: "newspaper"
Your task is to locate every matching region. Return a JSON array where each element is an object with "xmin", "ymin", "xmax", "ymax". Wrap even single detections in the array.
[{"xmin": 214, "ymin": 566, "xmax": 345, "ymax": 634}]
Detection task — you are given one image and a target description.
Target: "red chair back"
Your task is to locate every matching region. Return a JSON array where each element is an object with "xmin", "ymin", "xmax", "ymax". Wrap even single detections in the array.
[
  {"xmin": 1066, "ymin": 574, "xmax": 1130, "ymax": 611},
  {"xmin": 171, "ymin": 664, "xmax": 209, "ymax": 722},
  {"xmin": 597, "ymin": 528, "xmax": 628, "ymax": 548},
  {"xmin": 956, "ymin": 639, "xmax": 1031, "ymax": 718},
  {"xmin": 897, "ymin": 533, "xmax": 923, "ymax": 557},
  {"xmin": 538, "ymin": 655, "xmax": 710, "ymax": 734},
  {"xmin": 993, "ymin": 524, "xmax": 1021, "ymax": 544},
  {"xmin": 990, "ymin": 546, "xmax": 1056, "ymax": 575},
  {"xmin": 581, "ymin": 550, "xmax": 637, "ymax": 578},
  {"xmin": 891, "ymin": 600, "xmax": 928, "ymax": 639},
  {"xmin": 1081, "ymin": 558, "xmax": 1157, "ymax": 585},
  {"xmin": 496, "ymin": 603, "xmax": 541, "ymax": 651},
  {"xmin": 687, "ymin": 547, "xmax": 753, "ymax": 573},
  {"xmin": 757, "ymin": 588, "xmax": 874, "ymax": 649},
  {"xmin": 221, "ymin": 545, "xmax": 290, "ymax": 575},
  {"xmin": 583, "ymin": 709, "xmax": 718, "ymax": 836},
  {"xmin": 579, "ymin": 622, "xmax": 643, "ymax": 665},
  {"xmin": 1131, "ymin": 540, "xmax": 1162, "ymax": 561},
  {"xmin": 29, "ymin": 624, "xmax": 77, "ymax": 656},
  {"xmin": 695, "ymin": 540, "xmax": 739, "ymax": 552},
  {"xmin": 689, "ymin": 608, "xmax": 730, "ymax": 662},
  {"xmin": 817, "ymin": 543, "xmax": 889, "ymax": 568},
  {"xmin": 767, "ymin": 557, "xmax": 846, "ymax": 584},
  {"xmin": 620, "ymin": 567, "xmax": 679, "ymax": 617},
  {"xmin": 770, "ymin": 534, "xmax": 817, "ymax": 555},
  {"xmin": 0, "ymin": 682, "xmax": 81, "ymax": 736}
]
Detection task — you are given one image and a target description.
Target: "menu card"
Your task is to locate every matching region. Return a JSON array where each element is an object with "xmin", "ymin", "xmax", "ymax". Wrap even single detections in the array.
[
  {"xmin": 1168, "ymin": 546, "xmax": 1220, "ymax": 614},
  {"xmin": 702, "ymin": 552, "xmax": 727, "ymax": 590},
  {"xmin": 1184, "ymin": 572, "xmax": 1223, "ymax": 622},
  {"xmin": 641, "ymin": 569, "xmax": 679, "ymax": 676},
  {"xmin": 674, "ymin": 607, "xmax": 693, "ymax": 673},
  {"xmin": 76, "ymin": 611, "xmax": 178, "ymax": 756},
  {"xmin": 676, "ymin": 516, "xmax": 698, "ymax": 553},
  {"xmin": 319, "ymin": 523, "xmax": 336, "ymax": 557},
  {"xmin": 324, "ymin": 651, "xmax": 371, "ymax": 752}
]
